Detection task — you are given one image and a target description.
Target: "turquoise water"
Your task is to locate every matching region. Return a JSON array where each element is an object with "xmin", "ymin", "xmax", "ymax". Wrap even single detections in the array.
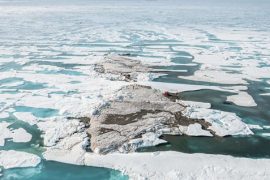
[
  {"xmin": 1, "ymin": 0, "xmax": 270, "ymax": 179},
  {"xmin": 2, "ymin": 161, "xmax": 128, "ymax": 180}
]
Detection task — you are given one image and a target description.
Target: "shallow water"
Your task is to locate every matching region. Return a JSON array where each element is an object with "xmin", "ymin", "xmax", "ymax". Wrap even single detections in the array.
[
  {"xmin": 2, "ymin": 161, "xmax": 128, "ymax": 180},
  {"xmin": 1, "ymin": 0, "xmax": 270, "ymax": 179}
]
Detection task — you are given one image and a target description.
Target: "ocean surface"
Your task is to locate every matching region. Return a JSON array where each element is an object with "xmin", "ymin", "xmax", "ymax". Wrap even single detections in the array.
[{"xmin": 0, "ymin": 0, "xmax": 270, "ymax": 179}]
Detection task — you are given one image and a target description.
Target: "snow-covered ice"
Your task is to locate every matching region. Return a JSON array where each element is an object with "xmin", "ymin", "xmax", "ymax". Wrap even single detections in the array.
[
  {"xmin": 181, "ymin": 101, "xmax": 253, "ymax": 136},
  {"xmin": 0, "ymin": 122, "xmax": 32, "ymax": 146},
  {"xmin": 179, "ymin": 123, "xmax": 213, "ymax": 137},
  {"xmin": 0, "ymin": 150, "xmax": 41, "ymax": 169},
  {"xmin": 43, "ymin": 150, "xmax": 270, "ymax": 180},
  {"xmin": 227, "ymin": 92, "xmax": 257, "ymax": 107}
]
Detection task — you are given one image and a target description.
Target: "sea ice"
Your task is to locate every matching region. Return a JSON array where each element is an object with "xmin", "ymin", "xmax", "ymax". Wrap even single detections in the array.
[
  {"xmin": 13, "ymin": 112, "xmax": 37, "ymax": 126},
  {"xmin": 248, "ymin": 124, "xmax": 263, "ymax": 130},
  {"xmin": 11, "ymin": 128, "xmax": 32, "ymax": 143},
  {"xmin": 0, "ymin": 112, "xmax": 9, "ymax": 119},
  {"xmin": 84, "ymin": 151, "xmax": 270, "ymax": 180},
  {"xmin": 227, "ymin": 92, "xmax": 257, "ymax": 107},
  {"xmin": 182, "ymin": 101, "xmax": 253, "ymax": 136},
  {"xmin": 0, "ymin": 122, "xmax": 32, "ymax": 146},
  {"xmin": 179, "ymin": 123, "xmax": 213, "ymax": 137},
  {"xmin": 0, "ymin": 150, "xmax": 41, "ymax": 169}
]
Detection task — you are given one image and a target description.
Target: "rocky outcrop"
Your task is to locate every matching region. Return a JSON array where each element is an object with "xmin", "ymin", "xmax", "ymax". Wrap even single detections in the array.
[
  {"xmin": 86, "ymin": 55, "xmax": 253, "ymax": 154},
  {"xmin": 94, "ymin": 55, "xmax": 151, "ymax": 81},
  {"xmin": 88, "ymin": 84, "xmax": 213, "ymax": 154}
]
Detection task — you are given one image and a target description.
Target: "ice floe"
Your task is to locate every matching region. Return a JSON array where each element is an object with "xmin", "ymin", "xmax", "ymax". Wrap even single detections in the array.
[
  {"xmin": 248, "ymin": 124, "xmax": 263, "ymax": 130},
  {"xmin": 263, "ymin": 126, "xmax": 270, "ymax": 129},
  {"xmin": 179, "ymin": 123, "xmax": 213, "ymax": 137},
  {"xmin": 0, "ymin": 150, "xmax": 41, "ymax": 169},
  {"xmin": 261, "ymin": 133, "xmax": 270, "ymax": 137},
  {"xmin": 181, "ymin": 101, "xmax": 253, "ymax": 136},
  {"xmin": 0, "ymin": 122, "xmax": 32, "ymax": 146},
  {"xmin": 45, "ymin": 148, "xmax": 270, "ymax": 180},
  {"xmin": 11, "ymin": 128, "xmax": 32, "ymax": 143},
  {"xmin": 227, "ymin": 91, "xmax": 257, "ymax": 107},
  {"xmin": 83, "ymin": 151, "xmax": 270, "ymax": 180},
  {"xmin": 140, "ymin": 81, "xmax": 237, "ymax": 93}
]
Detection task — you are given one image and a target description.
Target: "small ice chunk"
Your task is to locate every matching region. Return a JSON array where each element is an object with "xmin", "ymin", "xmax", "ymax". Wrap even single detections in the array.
[
  {"xmin": 263, "ymin": 126, "xmax": 270, "ymax": 129},
  {"xmin": 248, "ymin": 124, "xmax": 263, "ymax": 130},
  {"xmin": 261, "ymin": 133, "xmax": 270, "ymax": 137}
]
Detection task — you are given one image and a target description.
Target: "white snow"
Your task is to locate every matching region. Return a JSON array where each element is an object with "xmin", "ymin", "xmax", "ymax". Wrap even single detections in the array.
[
  {"xmin": 124, "ymin": 132, "xmax": 167, "ymax": 151},
  {"xmin": 0, "ymin": 122, "xmax": 11, "ymax": 146},
  {"xmin": 180, "ymin": 100, "xmax": 211, "ymax": 109},
  {"xmin": 139, "ymin": 81, "xmax": 239, "ymax": 93},
  {"xmin": 0, "ymin": 150, "xmax": 41, "ymax": 169},
  {"xmin": 44, "ymin": 143, "xmax": 86, "ymax": 165},
  {"xmin": 0, "ymin": 122, "xmax": 32, "ymax": 146},
  {"xmin": 43, "ymin": 132, "xmax": 87, "ymax": 165},
  {"xmin": 37, "ymin": 118, "xmax": 85, "ymax": 147},
  {"xmin": 227, "ymin": 92, "xmax": 257, "ymax": 107},
  {"xmin": 181, "ymin": 101, "xmax": 253, "ymax": 136},
  {"xmin": 84, "ymin": 151, "xmax": 270, "ymax": 180},
  {"xmin": 11, "ymin": 128, "xmax": 32, "ymax": 143},
  {"xmin": 179, "ymin": 123, "xmax": 213, "ymax": 137}
]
